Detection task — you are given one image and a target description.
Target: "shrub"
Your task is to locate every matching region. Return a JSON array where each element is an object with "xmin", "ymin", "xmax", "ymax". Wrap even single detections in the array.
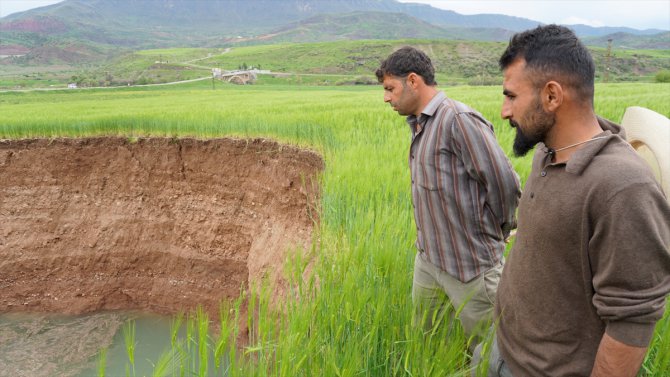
[
  {"xmin": 335, "ymin": 75, "xmax": 377, "ymax": 86},
  {"xmin": 655, "ymin": 70, "xmax": 670, "ymax": 83},
  {"xmin": 467, "ymin": 75, "xmax": 502, "ymax": 86}
]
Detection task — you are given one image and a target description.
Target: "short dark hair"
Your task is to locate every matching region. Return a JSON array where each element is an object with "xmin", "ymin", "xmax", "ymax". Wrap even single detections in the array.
[
  {"xmin": 375, "ymin": 46, "xmax": 437, "ymax": 86},
  {"xmin": 499, "ymin": 24, "xmax": 595, "ymax": 104}
]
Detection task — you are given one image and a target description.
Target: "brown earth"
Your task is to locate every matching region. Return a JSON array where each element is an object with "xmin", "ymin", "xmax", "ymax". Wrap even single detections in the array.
[
  {"xmin": 0, "ymin": 137, "xmax": 323, "ymax": 320},
  {"xmin": 0, "ymin": 17, "xmax": 68, "ymax": 34},
  {"xmin": 0, "ymin": 45, "xmax": 30, "ymax": 55}
]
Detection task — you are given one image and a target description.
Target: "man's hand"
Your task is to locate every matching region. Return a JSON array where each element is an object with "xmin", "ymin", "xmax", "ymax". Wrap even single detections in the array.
[
  {"xmin": 590, "ymin": 332, "xmax": 648, "ymax": 377},
  {"xmin": 504, "ymin": 229, "xmax": 517, "ymax": 244}
]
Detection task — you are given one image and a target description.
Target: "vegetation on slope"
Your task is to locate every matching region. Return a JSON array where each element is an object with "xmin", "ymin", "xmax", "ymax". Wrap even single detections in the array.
[
  {"xmin": 4, "ymin": 38, "xmax": 668, "ymax": 90},
  {"xmin": 49, "ymin": 40, "xmax": 670, "ymax": 89}
]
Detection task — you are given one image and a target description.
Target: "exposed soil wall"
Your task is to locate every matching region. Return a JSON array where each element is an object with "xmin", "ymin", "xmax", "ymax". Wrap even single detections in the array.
[{"xmin": 0, "ymin": 137, "xmax": 323, "ymax": 317}]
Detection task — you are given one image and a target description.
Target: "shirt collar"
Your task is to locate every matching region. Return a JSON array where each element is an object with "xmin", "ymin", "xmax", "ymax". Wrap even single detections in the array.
[
  {"xmin": 539, "ymin": 117, "xmax": 623, "ymax": 175},
  {"xmin": 406, "ymin": 91, "xmax": 446, "ymax": 131},
  {"xmin": 564, "ymin": 130, "xmax": 614, "ymax": 175}
]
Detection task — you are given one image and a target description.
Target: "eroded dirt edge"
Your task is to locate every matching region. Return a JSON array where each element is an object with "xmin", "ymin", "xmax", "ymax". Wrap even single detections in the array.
[{"xmin": 0, "ymin": 137, "xmax": 323, "ymax": 319}]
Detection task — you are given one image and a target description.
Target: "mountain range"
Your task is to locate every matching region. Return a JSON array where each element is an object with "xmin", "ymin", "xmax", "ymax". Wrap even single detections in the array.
[{"xmin": 1, "ymin": 0, "xmax": 668, "ymax": 65}]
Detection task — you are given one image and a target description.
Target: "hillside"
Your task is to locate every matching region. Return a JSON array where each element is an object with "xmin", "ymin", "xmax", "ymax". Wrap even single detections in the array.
[
  {"xmin": 1, "ymin": 0, "xmax": 667, "ymax": 90},
  {"xmin": 231, "ymin": 12, "xmax": 510, "ymax": 45},
  {"xmin": 200, "ymin": 40, "xmax": 670, "ymax": 82},
  {"xmin": 1, "ymin": 0, "xmax": 667, "ymax": 68},
  {"xmin": 0, "ymin": 0, "xmax": 542, "ymax": 38},
  {"xmin": 195, "ymin": 40, "xmax": 505, "ymax": 79},
  {"xmin": 585, "ymin": 32, "xmax": 670, "ymax": 50},
  {"xmin": 4, "ymin": 39, "xmax": 666, "ymax": 90},
  {"xmin": 220, "ymin": 11, "xmax": 516, "ymax": 46},
  {"xmin": 0, "ymin": 0, "xmax": 532, "ymax": 51}
]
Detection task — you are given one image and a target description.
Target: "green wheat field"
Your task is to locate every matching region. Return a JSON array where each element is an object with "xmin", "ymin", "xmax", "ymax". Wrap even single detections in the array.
[{"xmin": 1, "ymin": 81, "xmax": 669, "ymax": 376}]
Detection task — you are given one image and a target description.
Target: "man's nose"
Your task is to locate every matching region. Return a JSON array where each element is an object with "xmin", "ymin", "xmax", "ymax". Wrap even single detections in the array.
[
  {"xmin": 501, "ymin": 99, "xmax": 511, "ymax": 119},
  {"xmin": 384, "ymin": 93, "xmax": 391, "ymax": 103}
]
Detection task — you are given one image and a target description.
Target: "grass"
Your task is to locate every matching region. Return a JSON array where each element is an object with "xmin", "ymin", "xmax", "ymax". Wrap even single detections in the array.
[
  {"xmin": 4, "ymin": 39, "xmax": 669, "ymax": 89},
  {"xmin": 123, "ymin": 321, "xmax": 136, "ymax": 376},
  {"xmin": 1, "ymin": 81, "xmax": 669, "ymax": 376}
]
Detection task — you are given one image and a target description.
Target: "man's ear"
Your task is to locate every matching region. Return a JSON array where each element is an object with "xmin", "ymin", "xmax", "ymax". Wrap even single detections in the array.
[
  {"xmin": 406, "ymin": 72, "xmax": 421, "ymax": 89},
  {"xmin": 543, "ymin": 81, "xmax": 563, "ymax": 111}
]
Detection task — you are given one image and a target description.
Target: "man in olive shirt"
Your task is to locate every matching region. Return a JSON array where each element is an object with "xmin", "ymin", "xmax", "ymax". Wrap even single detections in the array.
[
  {"xmin": 473, "ymin": 25, "xmax": 670, "ymax": 376},
  {"xmin": 376, "ymin": 47, "xmax": 520, "ymax": 342}
]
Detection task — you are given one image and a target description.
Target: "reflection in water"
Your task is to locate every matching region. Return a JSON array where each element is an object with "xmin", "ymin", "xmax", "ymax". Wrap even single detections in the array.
[{"xmin": 0, "ymin": 312, "xmax": 179, "ymax": 377}]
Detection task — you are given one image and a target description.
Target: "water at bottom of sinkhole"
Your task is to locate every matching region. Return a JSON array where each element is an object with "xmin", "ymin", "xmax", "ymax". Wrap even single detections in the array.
[{"xmin": 0, "ymin": 311, "xmax": 224, "ymax": 377}]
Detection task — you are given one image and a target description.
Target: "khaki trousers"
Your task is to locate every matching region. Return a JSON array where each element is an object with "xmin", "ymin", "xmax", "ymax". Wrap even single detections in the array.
[
  {"xmin": 411, "ymin": 252, "xmax": 503, "ymax": 341},
  {"xmin": 471, "ymin": 336, "xmax": 514, "ymax": 377}
]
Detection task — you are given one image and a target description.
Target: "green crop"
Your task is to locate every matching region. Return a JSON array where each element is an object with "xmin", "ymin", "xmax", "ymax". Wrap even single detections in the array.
[{"xmin": 1, "ymin": 81, "xmax": 669, "ymax": 376}]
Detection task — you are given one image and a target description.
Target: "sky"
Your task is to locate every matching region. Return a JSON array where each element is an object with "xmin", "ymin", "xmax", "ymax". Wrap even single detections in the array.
[
  {"xmin": 399, "ymin": 0, "xmax": 670, "ymax": 30},
  {"xmin": 1, "ymin": 0, "xmax": 669, "ymax": 30}
]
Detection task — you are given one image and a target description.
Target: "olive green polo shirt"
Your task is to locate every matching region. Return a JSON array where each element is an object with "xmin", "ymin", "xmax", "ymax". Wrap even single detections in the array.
[{"xmin": 496, "ymin": 118, "xmax": 670, "ymax": 376}]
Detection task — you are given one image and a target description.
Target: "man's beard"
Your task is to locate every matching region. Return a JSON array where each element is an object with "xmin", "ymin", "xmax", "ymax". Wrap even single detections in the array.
[{"xmin": 511, "ymin": 99, "xmax": 555, "ymax": 157}]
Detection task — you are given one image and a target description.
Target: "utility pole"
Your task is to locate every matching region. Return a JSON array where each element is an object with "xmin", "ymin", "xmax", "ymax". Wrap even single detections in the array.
[{"xmin": 605, "ymin": 38, "xmax": 613, "ymax": 83}]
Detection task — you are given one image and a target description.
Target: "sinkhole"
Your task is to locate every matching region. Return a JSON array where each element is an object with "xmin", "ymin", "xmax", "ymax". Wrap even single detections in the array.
[{"xmin": 0, "ymin": 137, "xmax": 323, "ymax": 375}]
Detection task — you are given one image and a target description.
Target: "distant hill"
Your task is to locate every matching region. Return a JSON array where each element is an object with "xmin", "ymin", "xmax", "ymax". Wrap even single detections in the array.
[
  {"xmin": 2, "ymin": 38, "xmax": 669, "ymax": 89},
  {"xmin": 567, "ymin": 24, "xmax": 667, "ymax": 37},
  {"xmin": 228, "ymin": 11, "xmax": 514, "ymax": 45},
  {"xmin": 207, "ymin": 39, "xmax": 509, "ymax": 80},
  {"xmin": 585, "ymin": 31, "xmax": 670, "ymax": 50},
  {"xmin": 0, "ymin": 0, "xmax": 544, "ymax": 38},
  {"xmin": 0, "ymin": 0, "xmax": 538, "ymax": 55},
  {"xmin": 199, "ymin": 39, "xmax": 670, "ymax": 81},
  {"xmin": 0, "ymin": 0, "xmax": 667, "ymax": 67}
]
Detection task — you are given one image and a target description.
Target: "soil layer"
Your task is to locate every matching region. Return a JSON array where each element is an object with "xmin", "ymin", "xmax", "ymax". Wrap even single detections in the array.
[{"xmin": 0, "ymin": 137, "xmax": 323, "ymax": 317}]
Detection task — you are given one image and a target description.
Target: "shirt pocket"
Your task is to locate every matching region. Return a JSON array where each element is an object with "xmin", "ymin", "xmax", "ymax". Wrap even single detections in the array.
[{"xmin": 412, "ymin": 147, "xmax": 441, "ymax": 191}]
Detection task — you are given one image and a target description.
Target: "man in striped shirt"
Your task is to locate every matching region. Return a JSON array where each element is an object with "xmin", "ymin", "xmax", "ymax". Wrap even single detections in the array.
[{"xmin": 375, "ymin": 47, "xmax": 521, "ymax": 343}]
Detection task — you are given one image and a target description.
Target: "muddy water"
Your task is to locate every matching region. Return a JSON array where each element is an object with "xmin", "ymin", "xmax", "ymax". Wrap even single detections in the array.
[{"xmin": 0, "ymin": 311, "xmax": 185, "ymax": 377}]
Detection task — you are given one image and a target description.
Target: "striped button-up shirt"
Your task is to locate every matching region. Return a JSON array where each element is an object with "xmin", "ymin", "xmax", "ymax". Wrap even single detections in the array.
[{"xmin": 408, "ymin": 91, "xmax": 521, "ymax": 282}]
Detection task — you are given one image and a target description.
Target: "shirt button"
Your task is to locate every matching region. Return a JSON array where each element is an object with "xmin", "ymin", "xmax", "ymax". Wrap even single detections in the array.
[
  {"xmin": 541, "ymin": 171, "xmax": 547, "ymax": 177},
  {"xmin": 530, "ymin": 192, "xmax": 535, "ymax": 198}
]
